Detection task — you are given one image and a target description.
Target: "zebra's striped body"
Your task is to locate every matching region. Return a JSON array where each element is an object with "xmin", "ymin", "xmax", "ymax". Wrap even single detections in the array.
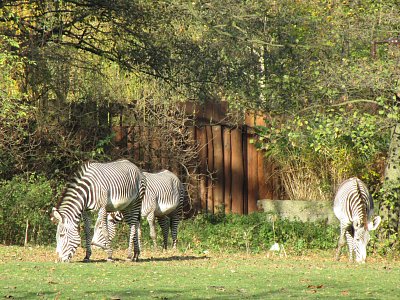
[
  {"xmin": 333, "ymin": 177, "xmax": 381, "ymax": 263},
  {"xmin": 92, "ymin": 170, "xmax": 184, "ymax": 251},
  {"xmin": 50, "ymin": 160, "xmax": 146, "ymax": 262}
]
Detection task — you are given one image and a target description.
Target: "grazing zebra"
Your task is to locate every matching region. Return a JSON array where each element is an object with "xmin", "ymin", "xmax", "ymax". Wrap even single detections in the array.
[
  {"xmin": 91, "ymin": 170, "xmax": 184, "ymax": 251},
  {"xmin": 50, "ymin": 159, "xmax": 146, "ymax": 262},
  {"xmin": 333, "ymin": 177, "xmax": 381, "ymax": 263}
]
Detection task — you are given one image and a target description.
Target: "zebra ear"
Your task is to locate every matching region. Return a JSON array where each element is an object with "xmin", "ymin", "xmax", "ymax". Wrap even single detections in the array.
[
  {"xmin": 368, "ymin": 216, "xmax": 381, "ymax": 231},
  {"xmin": 50, "ymin": 207, "xmax": 63, "ymax": 224}
]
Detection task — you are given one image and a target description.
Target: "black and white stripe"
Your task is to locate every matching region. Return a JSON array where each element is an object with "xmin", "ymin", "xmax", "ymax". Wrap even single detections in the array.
[
  {"xmin": 92, "ymin": 170, "xmax": 184, "ymax": 251},
  {"xmin": 333, "ymin": 177, "xmax": 381, "ymax": 263},
  {"xmin": 51, "ymin": 159, "xmax": 145, "ymax": 262}
]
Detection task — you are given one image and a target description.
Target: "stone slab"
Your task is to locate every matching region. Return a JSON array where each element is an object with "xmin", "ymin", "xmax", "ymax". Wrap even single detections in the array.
[{"xmin": 257, "ymin": 199, "xmax": 338, "ymax": 224}]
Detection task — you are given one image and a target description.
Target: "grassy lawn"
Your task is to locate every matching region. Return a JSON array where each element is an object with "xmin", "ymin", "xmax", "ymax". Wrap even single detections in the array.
[{"xmin": 1, "ymin": 245, "xmax": 399, "ymax": 299}]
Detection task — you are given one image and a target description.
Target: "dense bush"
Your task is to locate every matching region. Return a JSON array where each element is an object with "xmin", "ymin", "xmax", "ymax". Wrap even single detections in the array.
[
  {"xmin": 0, "ymin": 174, "xmax": 58, "ymax": 245},
  {"xmin": 255, "ymin": 109, "xmax": 388, "ymax": 201},
  {"xmin": 111, "ymin": 212, "xmax": 340, "ymax": 255},
  {"xmin": 177, "ymin": 212, "xmax": 339, "ymax": 255}
]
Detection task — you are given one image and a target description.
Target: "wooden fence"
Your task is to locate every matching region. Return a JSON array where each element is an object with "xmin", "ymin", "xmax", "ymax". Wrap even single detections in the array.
[
  {"xmin": 189, "ymin": 102, "xmax": 282, "ymax": 214},
  {"xmin": 113, "ymin": 101, "xmax": 283, "ymax": 215}
]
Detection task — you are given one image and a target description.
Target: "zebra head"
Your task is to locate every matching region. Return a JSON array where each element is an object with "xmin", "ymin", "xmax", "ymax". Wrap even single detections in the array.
[
  {"xmin": 51, "ymin": 207, "xmax": 80, "ymax": 262},
  {"xmin": 91, "ymin": 213, "xmax": 119, "ymax": 250},
  {"xmin": 91, "ymin": 217, "xmax": 107, "ymax": 250},
  {"xmin": 353, "ymin": 216, "xmax": 381, "ymax": 263}
]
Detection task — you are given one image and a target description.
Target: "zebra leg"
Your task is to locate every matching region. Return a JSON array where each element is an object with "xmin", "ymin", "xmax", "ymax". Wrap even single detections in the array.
[
  {"xmin": 335, "ymin": 226, "xmax": 346, "ymax": 261},
  {"xmin": 170, "ymin": 198, "xmax": 183, "ymax": 250},
  {"xmin": 127, "ymin": 222, "xmax": 140, "ymax": 261},
  {"xmin": 99, "ymin": 209, "xmax": 113, "ymax": 261},
  {"xmin": 169, "ymin": 213, "xmax": 180, "ymax": 249},
  {"xmin": 137, "ymin": 222, "xmax": 142, "ymax": 252},
  {"xmin": 345, "ymin": 230, "xmax": 354, "ymax": 262},
  {"xmin": 123, "ymin": 209, "xmax": 141, "ymax": 262},
  {"xmin": 126, "ymin": 220, "xmax": 142, "ymax": 259},
  {"xmin": 82, "ymin": 211, "xmax": 92, "ymax": 262},
  {"xmin": 157, "ymin": 216, "xmax": 169, "ymax": 250},
  {"xmin": 147, "ymin": 212, "xmax": 158, "ymax": 249}
]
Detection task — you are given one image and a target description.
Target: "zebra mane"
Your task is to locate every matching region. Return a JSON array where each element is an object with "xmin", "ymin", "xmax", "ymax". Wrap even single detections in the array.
[
  {"xmin": 354, "ymin": 178, "xmax": 368, "ymax": 229},
  {"xmin": 55, "ymin": 161, "xmax": 93, "ymax": 209}
]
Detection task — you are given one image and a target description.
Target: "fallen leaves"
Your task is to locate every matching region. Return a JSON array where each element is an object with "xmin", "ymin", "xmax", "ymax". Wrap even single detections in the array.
[
  {"xmin": 207, "ymin": 285, "xmax": 226, "ymax": 292},
  {"xmin": 341, "ymin": 290, "xmax": 349, "ymax": 296},
  {"xmin": 306, "ymin": 284, "xmax": 324, "ymax": 294}
]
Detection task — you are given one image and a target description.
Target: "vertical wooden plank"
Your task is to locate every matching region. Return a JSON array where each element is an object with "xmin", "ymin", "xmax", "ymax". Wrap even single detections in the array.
[
  {"xmin": 148, "ymin": 130, "xmax": 161, "ymax": 170},
  {"xmin": 143, "ymin": 127, "xmax": 151, "ymax": 171},
  {"xmin": 130, "ymin": 126, "xmax": 139, "ymax": 163},
  {"xmin": 245, "ymin": 112, "xmax": 259, "ymax": 213},
  {"xmin": 230, "ymin": 128, "xmax": 244, "ymax": 214},
  {"xmin": 206, "ymin": 125, "xmax": 214, "ymax": 214},
  {"xmin": 242, "ymin": 126, "xmax": 248, "ymax": 215},
  {"xmin": 223, "ymin": 127, "xmax": 232, "ymax": 214},
  {"xmin": 113, "ymin": 125, "xmax": 127, "ymax": 147},
  {"xmin": 212, "ymin": 125, "xmax": 224, "ymax": 213},
  {"xmin": 257, "ymin": 153, "xmax": 271, "ymax": 200},
  {"xmin": 197, "ymin": 126, "xmax": 208, "ymax": 212},
  {"xmin": 187, "ymin": 126, "xmax": 200, "ymax": 214},
  {"xmin": 127, "ymin": 126, "xmax": 134, "ymax": 156},
  {"xmin": 112, "ymin": 125, "xmax": 127, "ymax": 156},
  {"xmin": 247, "ymin": 132, "xmax": 259, "ymax": 213},
  {"xmin": 255, "ymin": 114, "xmax": 272, "ymax": 200}
]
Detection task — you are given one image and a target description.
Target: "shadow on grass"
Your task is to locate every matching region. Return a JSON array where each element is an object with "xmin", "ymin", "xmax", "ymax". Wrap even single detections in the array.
[{"xmin": 80, "ymin": 255, "xmax": 210, "ymax": 263}]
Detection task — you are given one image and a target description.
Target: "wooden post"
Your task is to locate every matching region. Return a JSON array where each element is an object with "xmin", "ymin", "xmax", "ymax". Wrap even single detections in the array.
[
  {"xmin": 151, "ymin": 131, "xmax": 161, "ymax": 170},
  {"xmin": 246, "ymin": 113, "xmax": 259, "ymax": 213},
  {"xmin": 188, "ymin": 126, "xmax": 200, "ymax": 213},
  {"xmin": 231, "ymin": 128, "xmax": 244, "ymax": 214},
  {"xmin": 212, "ymin": 125, "xmax": 224, "ymax": 213},
  {"xmin": 247, "ymin": 134, "xmax": 259, "ymax": 213},
  {"xmin": 223, "ymin": 127, "xmax": 232, "ymax": 214},
  {"xmin": 197, "ymin": 126, "xmax": 208, "ymax": 212},
  {"xmin": 24, "ymin": 219, "xmax": 29, "ymax": 247},
  {"xmin": 242, "ymin": 126, "xmax": 248, "ymax": 214},
  {"xmin": 257, "ymin": 154, "xmax": 271, "ymax": 200},
  {"xmin": 112, "ymin": 125, "xmax": 128, "ymax": 155},
  {"xmin": 206, "ymin": 125, "xmax": 214, "ymax": 214},
  {"xmin": 127, "ymin": 126, "xmax": 134, "ymax": 156},
  {"xmin": 255, "ymin": 115, "xmax": 272, "ymax": 201},
  {"xmin": 132, "ymin": 125, "xmax": 141, "ymax": 164}
]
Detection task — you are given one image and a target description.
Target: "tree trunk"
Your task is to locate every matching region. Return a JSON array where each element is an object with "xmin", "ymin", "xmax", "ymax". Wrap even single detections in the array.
[{"xmin": 381, "ymin": 123, "xmax": 400, "ymax": 237}]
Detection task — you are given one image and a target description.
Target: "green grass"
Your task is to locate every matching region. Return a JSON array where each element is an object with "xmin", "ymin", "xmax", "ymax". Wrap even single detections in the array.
[{"xmin": 1, "ymin": 246, "xmax": 399, "ymax": 299}]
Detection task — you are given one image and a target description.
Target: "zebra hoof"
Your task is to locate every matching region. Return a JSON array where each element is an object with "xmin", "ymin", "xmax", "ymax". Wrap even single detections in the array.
[
  {"xmin": 83, "ymin": 258, "xmax": 91, "ymax": 263},
  {"xmin": 107, "ymin": 257, "xmax": 114, "ymax": 262}
]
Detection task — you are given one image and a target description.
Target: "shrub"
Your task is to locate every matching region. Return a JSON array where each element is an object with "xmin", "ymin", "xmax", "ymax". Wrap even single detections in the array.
[
  {"xmin": 0, "ymin": 174, "xmax": 58, "ymax": 245},
  {"xmin": 111, "ymin": 212, "xmax": 339, "ymax": 254}
]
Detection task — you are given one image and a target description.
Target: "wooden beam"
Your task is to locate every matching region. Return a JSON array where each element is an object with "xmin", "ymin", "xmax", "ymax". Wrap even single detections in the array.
[
  {"xmin": 197, "ymin": 126, "xmax": 208, "ymax": 212},
  {"xmin": 212, "ymin": 125, "xmax": 224, "ymax": 213},
  {"xmin": 223, "ymin": 127, "xmax": 232, "ymax": 214},
  {"xmin": 231, "ymin": 128, "xmax": 244, "ymax": 214},
  {"xmin": 206, "ymin": 125, "xmax": 214, "ymax": 214}
]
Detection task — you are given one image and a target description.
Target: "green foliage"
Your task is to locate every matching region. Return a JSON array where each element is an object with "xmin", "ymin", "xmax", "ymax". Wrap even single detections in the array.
[
  {"xmin": 255, "ymin": 108, "xmax": 388, "ymax": 200},
  {"xmin": 110, "ymin": 212, "xmax": 339, "ymax": 254},
  {"xmin": 372, "ymin": 181, "xmax": 400, "ymax": 254},
  {"xmin": 177, "ymin": 213, "xmax": 339, "ymax": 254},
  {"xmin": 0, "ymin": 174, "xmax": 59, "ymax": 245}
]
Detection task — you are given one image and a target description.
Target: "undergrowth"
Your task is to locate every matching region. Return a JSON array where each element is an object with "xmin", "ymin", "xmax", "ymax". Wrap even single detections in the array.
[{"xmin": 112, "ymin": 212, "xmax": 339, "ymax": 255}]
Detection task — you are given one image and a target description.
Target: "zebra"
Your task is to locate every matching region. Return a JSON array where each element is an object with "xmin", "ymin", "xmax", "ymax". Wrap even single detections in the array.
[
  {"xmin": 91, "ymin": 170, "xmax": 184, "ymax": 252},
  {"xmin": 50, "ymin": 159, "xmax": 146, "ymax": 262},
  {"xmin": 333, "ymin": 177, "xmax": 381, "ymax": 263}
]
